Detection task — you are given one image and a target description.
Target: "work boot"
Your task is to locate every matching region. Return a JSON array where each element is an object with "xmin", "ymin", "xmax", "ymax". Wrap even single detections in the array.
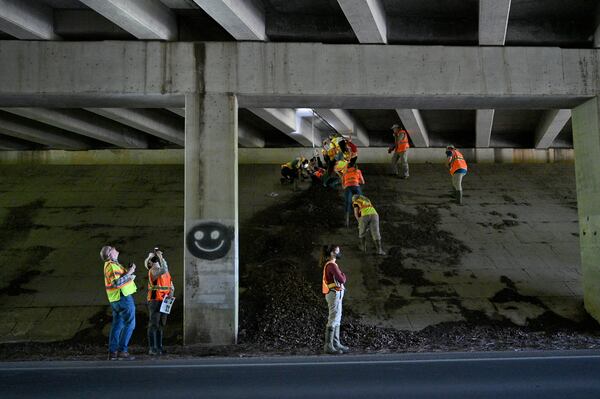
[
  {"xmin": 118, "ymin": 352, "xmax": 135, "ymax": 361},
  {"xmin": 375, "ymin": 240, "xmax": 386, "ymax": 256},
  {"xmin": 333, "ymin": 326, "xmax": 349, "ymax": 353},
  {"xmin": 323, "ymin": 327, "xmax": 342, "ymax": 354},
  {"xmin": 108, "ymin": 352, "xmax": 118, "ymax": 361},
  {"xmin": 359, "ymin": 237, "xmax": 367, "ymax": 252},
  {"xmin": 147, "ymin": 330, "xmax": 158, "ymax": 356},
  {"xmin": 345, "ymin": 213, "xmax": 350, "ymax": 228},
  {"xmin": 458, "ymin": 190, "xmax": 463, "ymax": 205},
  {"xmin": 157, "ymin": 330, "xmax": 166, "ymax": 355}
]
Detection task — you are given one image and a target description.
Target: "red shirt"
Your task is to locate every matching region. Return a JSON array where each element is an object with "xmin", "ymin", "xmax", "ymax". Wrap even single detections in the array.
[{"xmin": 324, "ymin": 261, "xmax": 346, "ymax": 285}]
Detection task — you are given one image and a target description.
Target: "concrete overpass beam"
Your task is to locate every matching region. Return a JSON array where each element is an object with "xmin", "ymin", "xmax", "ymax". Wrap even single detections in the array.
[
  {"xmin": 337, "ymin": 0, "xmax": 387, "ymax": 44},
  {"xmin": 249, "ymin": 108, "xmax": 316, "ymax": 146},
  {"xmin": 571, "ymin": 97, "xmax": 600, "ymax": 325},
  {"xmin": 0, "ymin": 0, "xmax": 59, "ymax": 39},
  {"xmin": 192, "ymin": 0, "xmax": 266, "ymax": 41},
  {"xmin": 184, "ymin": 92, "xmax": 238, "ymax": 345},
  {"xmin": 0, "ymin": 135, "xmax": 32, "ymax": 150},
  {"xmin": 79, "ymin": 0, "xmax": 177, "ymax": 40},
  {"xmin": 476, "ymin": 109, "xmax": 495, "ymax": 148},
  {"xmin": 315, "ymin": 108, "xmax": 369, "ymax": 147},
  {"xmin": 479, "ymin": 0, "xmax": 511, "ymax": 45},
  {"xmin": 0, "ymin": 112, "xmax": 92, "ymax": 149},
  {"xmin": 86, "ymin": 108, "xmax": 184, "ymax": 146},
  {"xmin": 238, "ymin": 123, "xmax": 265, "ymax": 148},
  {"xmin": 167, "ymin": 108, "xmax": 185, "ymax": 117},
  {"xmin": 396, "ymin": 109, "xmax": 429, "ymax": 147},
  {"xmin": 1, "ymin": 108, "xmax": 149, "ymax": 148},
  {"xmin": 534, "ymin": 109, "xmax": 571, "ymax": 149}
]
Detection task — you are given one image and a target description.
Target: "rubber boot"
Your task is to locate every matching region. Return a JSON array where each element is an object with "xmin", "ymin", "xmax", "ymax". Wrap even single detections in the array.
[
  {"xmin": 147, "ymin": 330, "xmax": 157, "ymax": 356},
  {"xmin": 345, "ymin": 213, "xmax": 350, "ymax": 228},
  {"xmin": 359, "ymin": 237, "xmax": 367, "ymax": 252},
  {"xmin": 333, "ymin": 326, "xmax": 349, "ymax": 353},
  {"xmin": 375, "ymin": 240, "xmax": 386, "ymax": 256},
  {"xmin": 458, "ymin": 190, "xmax": 463, "ymax": 205},
  {"xmin": 157, "ymin": 330, "xmax": 166, "ymax": 355},
  {"xmin": 323, "ymin": 327, "xmax": 342, "ymax": 354}
]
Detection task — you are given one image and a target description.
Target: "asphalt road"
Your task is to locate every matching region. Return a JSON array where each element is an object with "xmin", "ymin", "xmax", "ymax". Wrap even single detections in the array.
[{"xmin": 1, "ymin": 350, "xmax": 599, "ymax": 398}]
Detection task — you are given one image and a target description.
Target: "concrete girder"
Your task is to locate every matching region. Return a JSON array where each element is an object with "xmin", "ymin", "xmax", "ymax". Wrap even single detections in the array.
[
  {"xmin": 0, "ymin": 134, "xmax": 33, "ymax": 150},
  {"xmin": 395, "ymin": 109, "xmax": 429, "ymax": 148},
  {"xmin": 79, "ymin": 0, "xmax": 177, "ymax": 40},
  {"xmin": 479, "ymin": 0, "xmax": 511, "ymax": 45},
  {"xmin": 0, "ymin": 111, "xmax": 92, "ymax": 149},
  {"xmin": 0, "ymin": 0, "xmax": 59, "ymax": 40},
  {"xmin": 314, "ymin": 108, "xmax": 369, "ymax": 147},
  {"xmin": 238, "ymin": 122, "xmax": 265, "ymax": 148},
  {"xmin": 248, "ymin": 108, "xmax": 316, "ymax": 147},
  {"xmin": 1, "ymin": 108, "xmax": 149, "ymax": 149},
  {"xmin": 192, "ymin": 0, "xmax": 266, "ymax": 41},
  {"xmin": 476, "ymin": 109, "xmax": 495, "ymax": 148},
  {"xmin": 86, "ymin": 108, "xmax": 184, "ymax": 146},
  {"xmin": 167, "ymin": 108, "xmax": 185, "ymax": 117},
  {"xmin": 534, "ymin": 109, "xmax": 571, "ymax": 149},
  {"xmin": 337, "ymin": 0, "xmax": 387, "ymax": 44}
]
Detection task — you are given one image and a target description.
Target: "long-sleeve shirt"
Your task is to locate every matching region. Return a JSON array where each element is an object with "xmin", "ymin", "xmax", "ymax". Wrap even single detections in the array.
[{"xmin": 324, "ymin": 261, "xmax": 347, "ymax": 286}]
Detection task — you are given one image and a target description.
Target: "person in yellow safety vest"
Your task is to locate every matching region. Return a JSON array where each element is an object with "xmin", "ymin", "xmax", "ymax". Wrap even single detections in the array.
[
  {"xmin": 388, "ymin": 124, "xmax": 410, "ymax": 179},
  {"xmin": 144, "ymin": 248, "xmax": 174, "ymax": 356},
  {"xmin": 280, "ymin": 156, "xmax": 308, "ymax": 191},
  {"xmin": 446, "ymin": 145, "xmax": 468, "ymax": 205},
  {"xmin": 100, "ymin": 245, "xmax": 137, "ymax": 361},
  {"xmin": 352, "ymin": 195, "xmax": 386, "ymax": 255},
  {"xmin": 342, "ymin": 166, "xmax": 365, "ymax": 228},
  {"xmin": 320, "ymin": 244, "xmax": 349, "ymax": 354}
]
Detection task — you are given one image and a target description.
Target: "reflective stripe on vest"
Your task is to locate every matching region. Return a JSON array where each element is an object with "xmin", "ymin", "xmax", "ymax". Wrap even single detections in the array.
[
  {"xmin": 395, "ymin": 131, "xmax": 410, "ymax": 152},
  {"xmin": 147, "ymin": 270, "xmax": 172, "ymax": 302},
  {"xmin": 104, "ymin": 261, "xmax": 136, "ymax": 303},
  {"xmin": 322, "ymin": 260, "xmax": 341, "ymax": 294},
  {"xmin": 342, "ymin": 168, "xmax": 361, "ymax": 188},
  {"xmin": 449, "ymin": 149, "xmax": 468, "ymax": 175}
]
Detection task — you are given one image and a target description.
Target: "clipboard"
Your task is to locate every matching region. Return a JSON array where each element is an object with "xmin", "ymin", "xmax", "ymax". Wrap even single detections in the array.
[{"xmin": 160, "ymin": 296, "xmax": 175, "ymax": 314}]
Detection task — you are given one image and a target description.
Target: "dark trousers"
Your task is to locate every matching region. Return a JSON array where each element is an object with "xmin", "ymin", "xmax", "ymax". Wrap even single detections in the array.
[{"xmin": 147, "ymin": 300, "xmax": 168, "ymax": 350}]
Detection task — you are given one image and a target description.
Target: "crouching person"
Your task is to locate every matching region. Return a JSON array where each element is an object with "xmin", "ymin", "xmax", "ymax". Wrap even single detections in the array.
[
  {"xmin": 352, "ymin": 195, "xmax": 386, "ymax": 255},
  {"xmin": 145, "ymin": 248, "xmax": 174, "ymax": 356}
]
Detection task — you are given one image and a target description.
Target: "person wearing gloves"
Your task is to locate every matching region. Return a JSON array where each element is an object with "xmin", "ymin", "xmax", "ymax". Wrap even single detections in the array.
[
  {"xmin": 388, "ymin": 124, "xmax": 410, "ymax": 178},
  {"xmin": 321, "ymin": 244, "xmax": 350, "ymax": 354},
  {"xmin": 446, "ymin": 145, "xmax": 468, "ymax": 205},
  {"xmin": 144, "ymin": 248, "xmax": 174, "ymax": 356},
  {"xmin": 100, "ymin": 245, "xmax": 137, "ymax": 361}
]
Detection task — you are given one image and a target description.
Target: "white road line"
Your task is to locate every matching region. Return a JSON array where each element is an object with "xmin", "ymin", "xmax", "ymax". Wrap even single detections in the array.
[{"xmin": 2, "ymin": 354, "xmax": 600, "ymax": 372}]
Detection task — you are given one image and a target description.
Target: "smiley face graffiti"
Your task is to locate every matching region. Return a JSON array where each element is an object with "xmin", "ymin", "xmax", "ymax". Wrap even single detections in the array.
[{"xmin": 186, "ymin": 222, "xmax": 233, "ymax": 260}]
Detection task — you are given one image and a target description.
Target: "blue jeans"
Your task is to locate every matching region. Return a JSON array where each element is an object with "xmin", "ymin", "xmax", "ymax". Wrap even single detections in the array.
[
  {"xmin": 344, "ymin": 186, "xmax": 362, "ymax": 213},
  {"xmin": 109, "ymin": 294, "xmax": 136, "ymax": 353}
]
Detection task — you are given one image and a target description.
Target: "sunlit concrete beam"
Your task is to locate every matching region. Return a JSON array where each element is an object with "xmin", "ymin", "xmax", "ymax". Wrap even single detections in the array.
[
  {"xmin": 314, "ymin": 108, "xmax": 369, "ymax": 147},
  {"xmin": 86, "ymin": 108, "xmax": 184, "ymax": 146},
  {"xmin": 0, "ymin": 111, "xmax": 92, "ymax": 149},
  {"xmin": 1, "ymin": 108, "xmax": 149, "ymax": 148},
  {"xmin": 192, "ymin": 0, "xmax": 266, "ymax": 40},
  {"xmin": 534, "ymin": 109, "xmax": 571, "ymax": 149},
  {"xmin": 395, "ymin": 109, "xmax": 429, "ymax": 147},
  {"xmin": 337, "ymin": 0, "xmax": 387, "ymax": 44},
  {"xmin": 79, "ymin": 0, "xmax": 177, "ymax": 40},
  {"xmin": 0, "ymin": 0, "xmax": 59, "ymax": 39},
  {"xmin": 479, "ymin": 0, "xmax": 511, "ymax": 45},
  {"xmin": 249, "ymin": 108, "xmax": 316, "ymax": 146},
  {"xmin": 476, "ymin": 109, "xmax": 495, "ymax": 148},
  {"xmin": 238, "ymin": 122, "xmax": 265, "ymax": 148}
]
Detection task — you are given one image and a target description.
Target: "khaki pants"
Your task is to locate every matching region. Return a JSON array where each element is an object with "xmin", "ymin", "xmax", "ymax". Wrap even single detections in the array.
[
  {"xmin": 325, "ymin": 290, "xmax": 344, "ymax": 327},
  {"xmin": 452, "ymin": 172, "xmax": 465, "ymax": 191},
  {"xmin": 358, "ymin": 214, "xmax": 381, "ymax": 241},
  {"xmin": 391, "ymin": 151, "xmax": 409, "ymax": 177}
]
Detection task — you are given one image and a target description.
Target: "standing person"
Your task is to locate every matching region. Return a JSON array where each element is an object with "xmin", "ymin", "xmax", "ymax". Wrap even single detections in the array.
[
  {"xmin": 446, "ymin": 145, "xmax": 468, "ymax": 205},
  {"xmin": 100, "ymin": 245, "xmax": 137, "ymax": 361},
  {"xmin": 352, "ymin": 195, "xmax": 386, "ymax": 255},
  {"xmin": 321, "ymin": 244, "xmax": 349, "ymax": 354},
  {"xmin": 144, "ymin": 248, "xmax": 174, "ymax": 356},
  {"xmin": 388, "ymin": 124, "xmax": 410, "ymax": 178},
  {"xmin": 341, "ymin": 165, "xmax": 365, "ymax": 228}
]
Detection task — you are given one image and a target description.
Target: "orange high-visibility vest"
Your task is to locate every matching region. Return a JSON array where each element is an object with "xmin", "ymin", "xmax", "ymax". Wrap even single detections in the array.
[
  {"xmin": 147, "ymin": 271, "xmax": 172, "ymax": 301},
  {"xmin": 449, "ymin": 149, "xmax": 468, "ymax": 175},
  {"xmin": 322, "ymin": 260, "xmax": 342, "ymax": 294},
  {"xmin": 394, "ymin": 131, "xmax": 410, "ymax": 153},
  {"xmin": 342, "ymin": 168, "xmax": 362, "ymax": 188}
]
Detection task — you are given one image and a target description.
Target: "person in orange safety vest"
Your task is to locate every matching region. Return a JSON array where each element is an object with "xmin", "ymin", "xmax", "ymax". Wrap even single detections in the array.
[
  {"xmin": 341, "ymin": 166, "xmax": 365, "ymax": 228},
  {"xmin": 446, "ymin": 145, "xmax": 468, "ymax": 205},
  {"xmin": 320, "ymin": 244, "xmax": 349, "ymax": 354},
  {"xmin": 144, "ymin": 248, "xmax": 174, "ymax": 356},
  {"xmin": 388, "ymin": 124, "xmax": 410, "ymax": 178}
]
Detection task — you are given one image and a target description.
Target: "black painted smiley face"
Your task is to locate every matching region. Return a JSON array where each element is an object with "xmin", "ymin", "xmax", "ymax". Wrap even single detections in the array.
[{"xmin": 186, "ymin": 222, "xmax": 233, "ymax": 260}]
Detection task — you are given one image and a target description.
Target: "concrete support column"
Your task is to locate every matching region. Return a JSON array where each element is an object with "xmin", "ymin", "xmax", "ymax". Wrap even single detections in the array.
[
  {"xmin": 571, "ymin": 97, "xmax": 600, "ymax": 322},
  {"xmin": 184, "ymin": 92, "xmax": 239, "ymax": 345}
]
